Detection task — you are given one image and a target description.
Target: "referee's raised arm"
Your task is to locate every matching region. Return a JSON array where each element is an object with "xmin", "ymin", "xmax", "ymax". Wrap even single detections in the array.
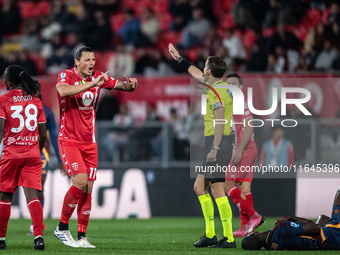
[{"xmin": 168, "ymin": 43, "xmax": 205, "ymax": 83}]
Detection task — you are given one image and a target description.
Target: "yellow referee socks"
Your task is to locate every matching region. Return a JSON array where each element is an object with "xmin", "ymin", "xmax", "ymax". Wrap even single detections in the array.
[
  {"xmin": 215, "ymin": 196, "xmax": 234, "ymax": 242},
  {"xmin": 198, "ymin": 193, "xmax": 215, "ymax": 238}
]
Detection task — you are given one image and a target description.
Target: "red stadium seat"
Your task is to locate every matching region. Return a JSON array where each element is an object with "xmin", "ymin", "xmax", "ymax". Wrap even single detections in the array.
[
  {"xmin": 220, "ymin": 13, "xmax": 235, "ymax": 29},
  {"xmin": 122, "ymin": 0, "xmax": 136, "ymax": 10},
  {"xmin": 157, "ymin": 31, "xmax": 180, "ymax": 51},
  {"xmin": 294, "ymin": 24, "xmax": 308, "ymax": 42},
  {"xmin": 233, "ymin": 29, "xmax": 243, "ymax": 40},
  {"xmin": 94, "ymin": 51, "xmax": 104, "ymax": 71},
  {"xmin": 102, "ymin": 51, "xmax": 113, "ymax": 72},
  {"xmin": 262, "ymin": 27, "xmax": 275, "ymax": 37},
  {"xmin": 110, "ymin": 12, "xmax": 126, "ymax": 31},
  {"xmin": 212, "ymin": 1, "xmax": 222, "ymax": 16},
  {"xmin": 18, "ymin": 1, "xmax": 39, "ymax": 19},
  {"xmin": 153, "ymin": 0, "xmax": 168, "ymax": 14},
  {"xmin": 243, "ymin": 28, "xmax": 256, "ymax": 49},
  {"xmin": 306, "ymin": 8, "xmax": 321, "ymax": 27},
  {"xmin": 38, "ymin": 1, "xmax": 51, "ymax": 16},
  {"xmin": 221, "ymin": 0, "xmax": 232, "ymax": 11},
  {"xmin": 30, "ymin": 53, "xmax": 46, "ymax": 75},
  {"xmin": 159, "ymin": 13, "xmax": 172, "ymax": 31},
  {"xmin": 186, "ymin": 47, "xmax": 200, "ymax": 62},
  {"xmin": 322, "ymin": 8, "xmax": 330, "ymax": 24}
]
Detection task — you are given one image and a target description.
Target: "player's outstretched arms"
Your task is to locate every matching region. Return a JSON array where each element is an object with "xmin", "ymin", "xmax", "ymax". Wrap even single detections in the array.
[
  {"xmin": 56, "ymin": 71, "xmax": 109, "ymax": 97},
  {"xmin": 114, "ymin": 75, "xmax": 138, "ymax": 92},
  {"xmin": 168, "ymin": 43, "xmax": 205, "ymax": 83},
  {"xmin": 38, "ymin": 123, "xmax": 47, "ymax": 151}
]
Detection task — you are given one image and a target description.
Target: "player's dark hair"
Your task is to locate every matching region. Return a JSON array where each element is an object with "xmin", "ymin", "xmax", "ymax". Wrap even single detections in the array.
[
  {"xmin": 74, "ymin": 46, "xmax": 94, "ymax": 61},
  {"xmin": 4, "ymin": 65, "xmax": 40, "ymax": 95},
  {"xmin": 207, "ymin": 56, "xmax": 227, "ymax": 78},
  {"xmin": 241, "ymin": 235, "xmax": 263, "ymax": 250},
  {"xmin": 226, "ymin": 73, "xmax": 243, "ymax": 85}
]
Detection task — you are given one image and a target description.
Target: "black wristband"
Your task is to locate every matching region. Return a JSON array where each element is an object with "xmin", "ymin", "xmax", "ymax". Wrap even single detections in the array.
[{"xmin": 177, "ymin": 57, "xmax": 192, "ymax": 71}]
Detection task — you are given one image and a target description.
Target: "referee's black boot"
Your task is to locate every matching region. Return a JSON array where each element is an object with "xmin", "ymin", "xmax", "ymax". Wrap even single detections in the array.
[
  {"xmin": 209, "ymin": 236, "xmax": 236, "ymax": 248},
  {"xmin": 194, "ymin": 235, "xmax": 218, "ymax": 248}
]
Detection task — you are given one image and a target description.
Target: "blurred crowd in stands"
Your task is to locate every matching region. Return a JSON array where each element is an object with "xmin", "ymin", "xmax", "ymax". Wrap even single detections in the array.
[
  {"xmin": 0, "ymin": 0, "xmax": 340, "ymax": 76},
  {"xmin": 96, "ymin": 91, "xmax": 192, "ymax": 161}
]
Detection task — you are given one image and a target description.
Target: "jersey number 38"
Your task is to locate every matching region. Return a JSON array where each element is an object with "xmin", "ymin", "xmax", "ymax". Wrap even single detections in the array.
[{"xmin": 10, "ymin": 104, "xmax": 38, "ymax": 133}]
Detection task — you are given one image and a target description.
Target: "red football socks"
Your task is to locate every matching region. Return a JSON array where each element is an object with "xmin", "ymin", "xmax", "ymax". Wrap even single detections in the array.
[
  {"xmin": 60, "ymin": 186, "xmax": 84, "ymax": 224},
  {"xmin": 28, "ymin": 199, "xmax": 44, "ymax": 237},
  {"xmin": 0, "ymin": 200, "xmax": 11, "ymax": 238},
  {"xmin": 228, "ymin": 187, "xmax": 256, "ymax": 218},
  {"xmin": 77, "ymin": 193, "xmax": 92, "ymax": 234},
  {"xmin": 245, "ymin": 192, "xmax": 253, "ymax": 206}
]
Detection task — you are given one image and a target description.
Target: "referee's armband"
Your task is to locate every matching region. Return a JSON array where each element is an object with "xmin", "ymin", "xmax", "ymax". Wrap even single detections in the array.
[{"xmin": 177, "ymin": 56, "xmax": 192, "ymax": 71}]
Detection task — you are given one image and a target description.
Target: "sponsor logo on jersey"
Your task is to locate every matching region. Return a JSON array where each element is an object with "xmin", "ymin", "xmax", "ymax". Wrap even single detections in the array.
[
  {"xmin": 290, "ymin": 222, "xmax": 299, "ymax": 227},
  {"xmin": 61, "ymin": 73, "xmax": 66, "ymax": 78},
  {"xmin": 72, "ymin": 162, "xmax": 78, "ymax": 171},
  {"xmin": 82, "ymin": 91, "xmax": 94, "ymax": 106},
  {"xmin": 7, "ymin": 137, "xmax": 16, "ymax": 145}
]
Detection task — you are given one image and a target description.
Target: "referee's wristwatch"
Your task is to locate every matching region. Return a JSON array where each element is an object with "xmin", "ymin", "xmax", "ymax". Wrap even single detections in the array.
[{"xmin": 211, "ymin": 144, "xmax": 220, "ymax": 150}]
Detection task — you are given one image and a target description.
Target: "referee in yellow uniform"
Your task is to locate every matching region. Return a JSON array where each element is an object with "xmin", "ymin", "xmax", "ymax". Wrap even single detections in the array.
[{"xmin": 168, "ymin": 44, "xmax": 235, "ymax": 248}]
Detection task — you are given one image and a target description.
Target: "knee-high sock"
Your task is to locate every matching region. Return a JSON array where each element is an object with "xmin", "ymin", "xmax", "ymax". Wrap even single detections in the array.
[
  {"xmin": 0, "ymin": 200, "xmax": 11, "ymax": 239},
  {"xmin": 215, "ymin": 196, "xmax": 234, "ymax": 242},
  {"xmin": 60, "ymin": 186, "xmax": 83, "ymax": 224},
  {"xmin": 28, "ymin": 199, "xmax": 44, "ymax": 238},
  {"xmin": 245, "ymin": 192, "xmax": 253, "ymax": 206},
  {"xmin": 228, "ymin": 187, "xmax": 256, "ymax": 218},
  {"xmin": 198, "ymin": 193, "xmax": 215, "ymax": 238},
  {"xmin": 77, "ymin": 193, "xmax": 92, "ymax": 234},
  {"xmin": 239, "ymin": 208, "xmax": 249, "ymax": 225}
]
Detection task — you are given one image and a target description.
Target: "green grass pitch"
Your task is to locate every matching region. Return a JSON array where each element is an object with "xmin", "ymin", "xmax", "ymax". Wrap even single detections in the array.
[{"xmin": 3, "ymin": 217, "xmax": 338, "ymax": 254}]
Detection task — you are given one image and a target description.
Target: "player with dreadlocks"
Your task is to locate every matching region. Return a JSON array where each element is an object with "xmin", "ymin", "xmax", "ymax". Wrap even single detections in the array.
[{"xmin": 0, "ymin": 65, "xmax": 47, "ymax": 250}]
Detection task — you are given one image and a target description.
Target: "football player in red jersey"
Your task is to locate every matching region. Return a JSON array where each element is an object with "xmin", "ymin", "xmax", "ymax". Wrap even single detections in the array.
[
  {"xmin": 54, "ymin": 46, "xmax": 137, "ymax": 248},
  {"xmin": 0, "ymin": 65, "xmax": 47, "ymax": 250},
  {"xmin": 224, "ymin": 73, "xmax": 264, "ymax": 237}
]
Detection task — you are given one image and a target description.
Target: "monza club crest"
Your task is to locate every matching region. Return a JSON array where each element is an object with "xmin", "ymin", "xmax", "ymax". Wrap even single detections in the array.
[
  {"xmin": 82, "ymin": 91, "xmax": 94, "ymax": 106},
  {"xmin": 72, "ymin": 162, "xmax": 78, "ymax": 171}
]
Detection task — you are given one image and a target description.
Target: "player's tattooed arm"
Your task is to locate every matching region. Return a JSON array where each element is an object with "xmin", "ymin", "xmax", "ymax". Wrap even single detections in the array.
[{"xmin": 114, "ymin": 75, "xmax": 137, "ymax": 92}]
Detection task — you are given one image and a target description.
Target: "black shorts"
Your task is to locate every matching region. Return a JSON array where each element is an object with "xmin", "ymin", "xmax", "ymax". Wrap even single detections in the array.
[{"xmin": 201, "ymin": 135, "xmax": 232, "ymax": 183}]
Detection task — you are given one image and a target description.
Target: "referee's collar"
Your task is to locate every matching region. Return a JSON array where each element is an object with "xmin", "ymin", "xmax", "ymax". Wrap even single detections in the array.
[{"xmin": 209, "ymin": 79, "xmax": 224, "ymax": 87}]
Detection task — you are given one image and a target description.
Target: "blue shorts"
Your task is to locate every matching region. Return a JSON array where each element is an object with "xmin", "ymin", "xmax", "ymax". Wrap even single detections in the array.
[
  {"xmin": 41, "ymin": 148, "xmax": 49, "ymax": 177},
  {"xmin": 321, "ymin": 205, "xmax": 340, "ymax": 250}
]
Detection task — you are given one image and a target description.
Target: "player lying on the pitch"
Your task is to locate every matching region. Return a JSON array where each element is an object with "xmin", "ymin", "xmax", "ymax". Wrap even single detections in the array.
[{"xmin": 242, "ymin": 188, "xmax": 340, "ymax": 250}]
